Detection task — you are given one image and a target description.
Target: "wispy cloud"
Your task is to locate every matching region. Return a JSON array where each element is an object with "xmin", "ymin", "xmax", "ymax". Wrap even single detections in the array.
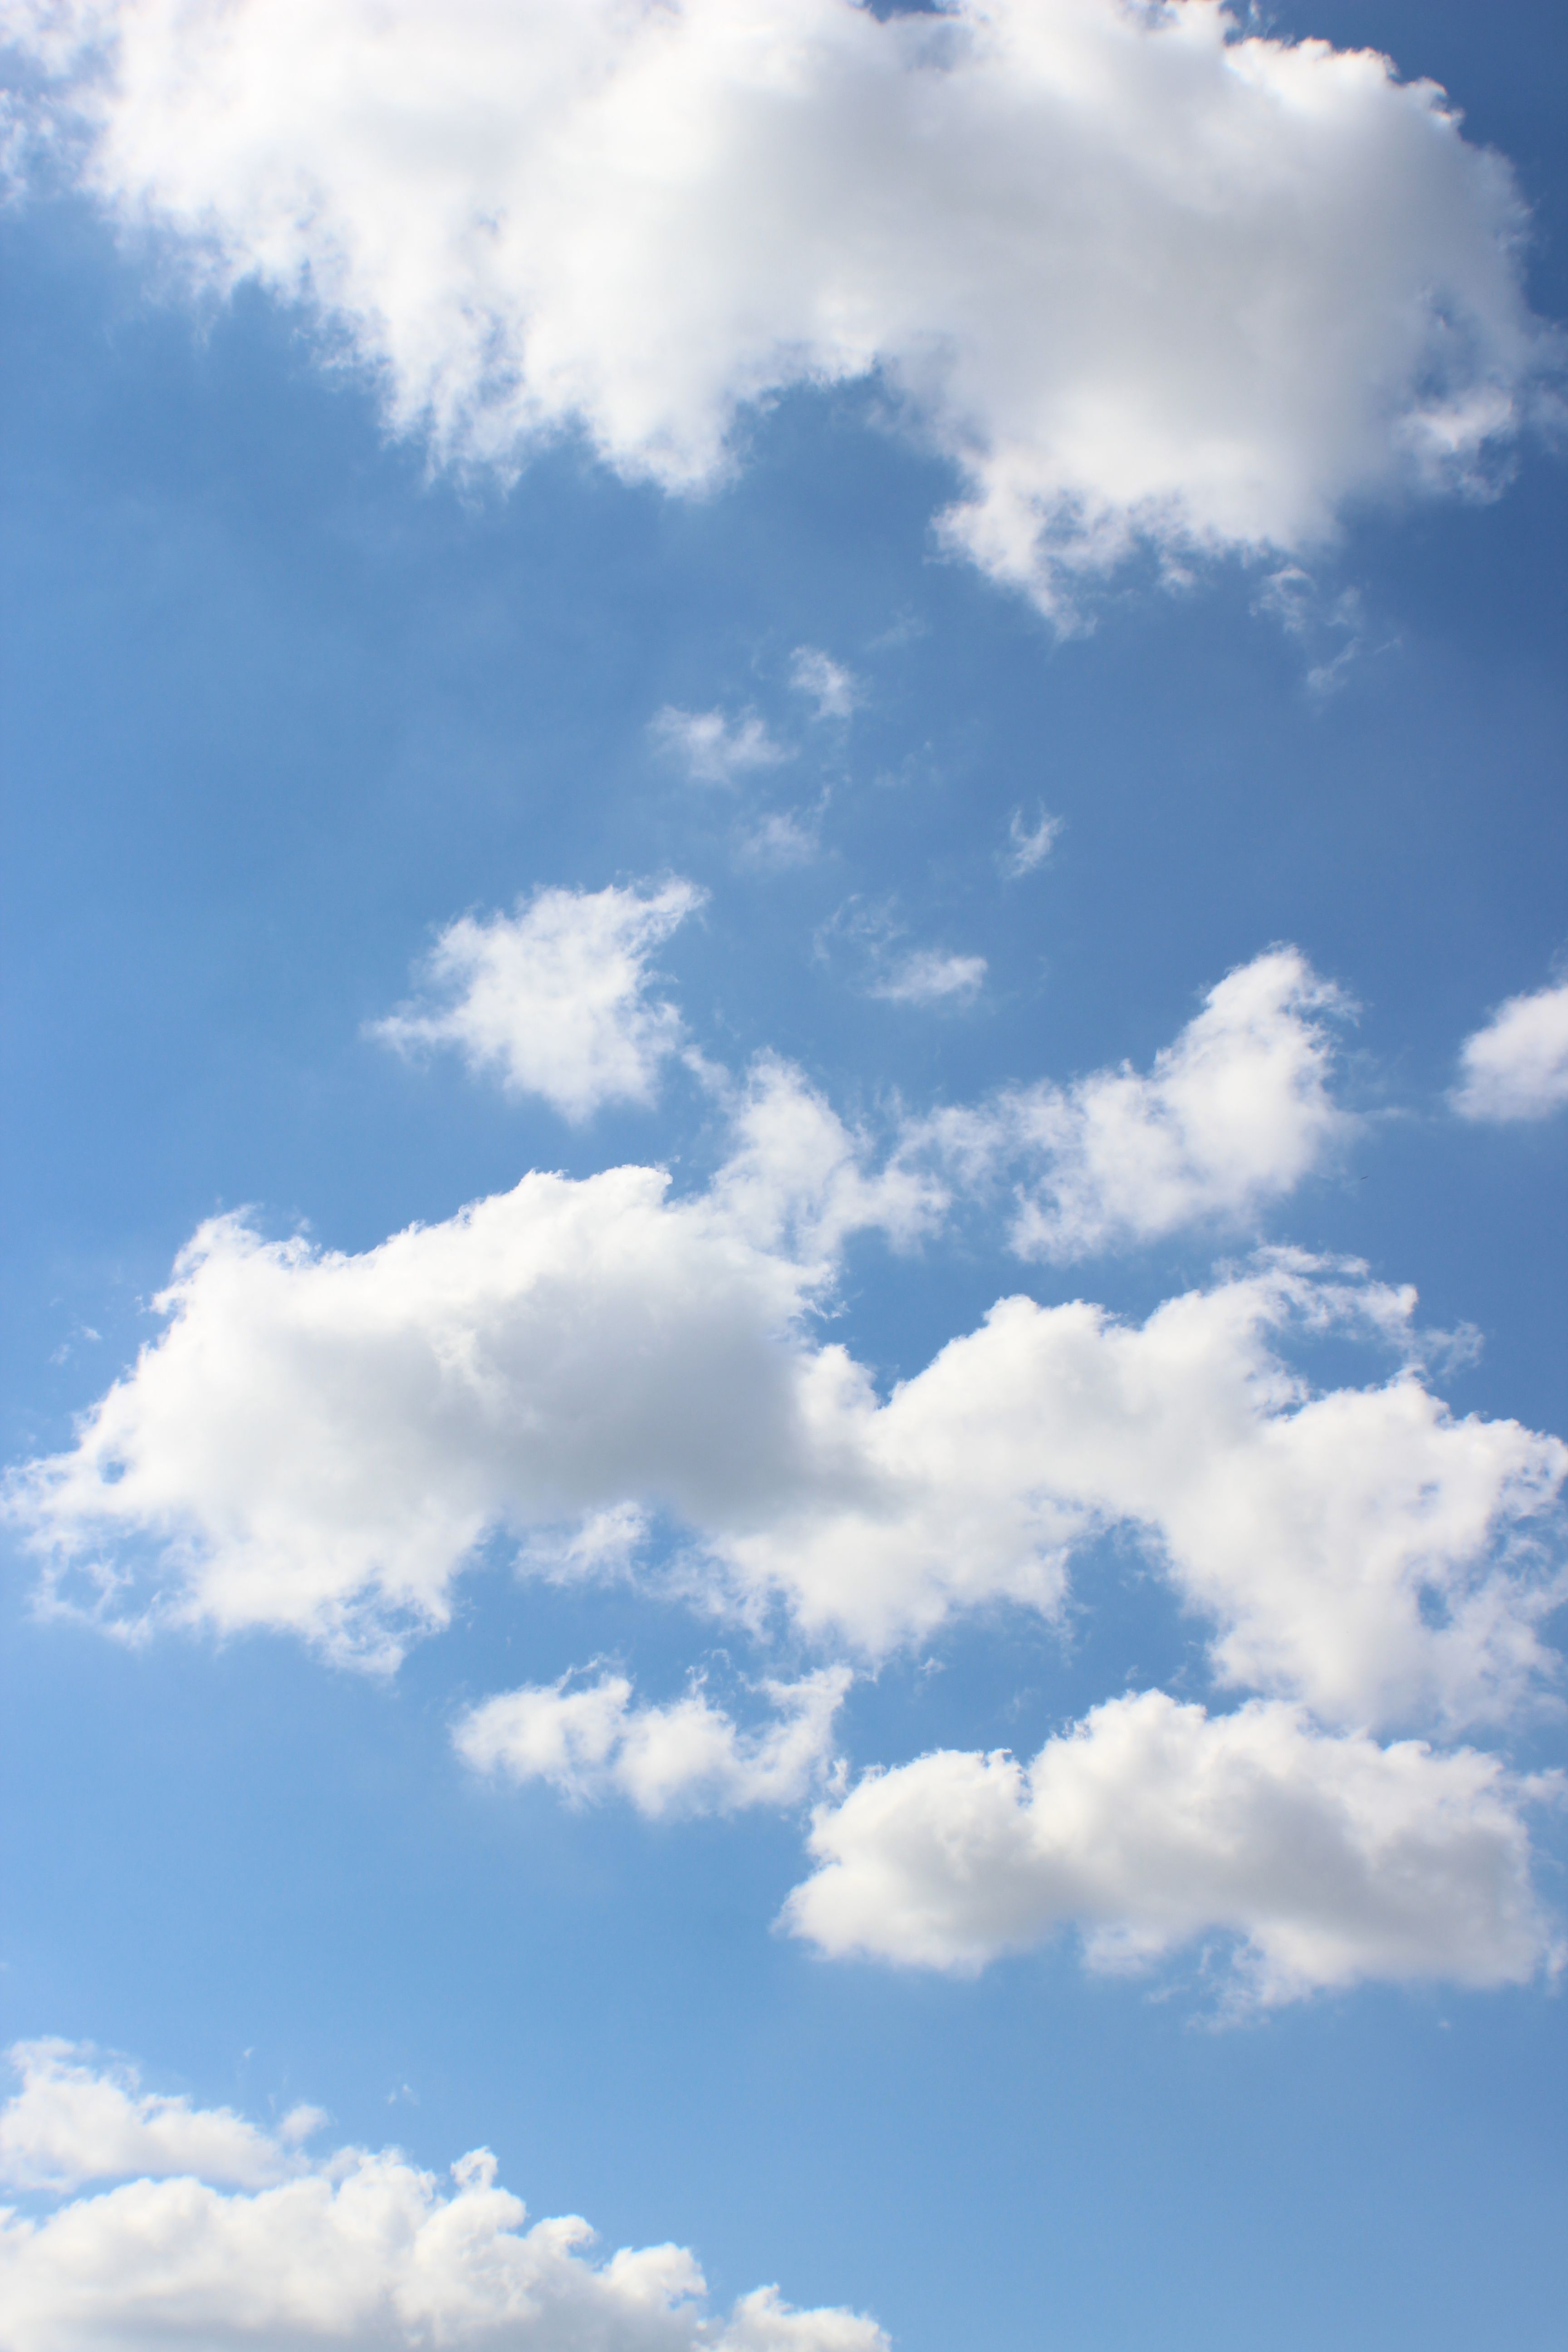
[{"xmin": 649, "ymin": 706, "xmax": 791, "ymax": 787}]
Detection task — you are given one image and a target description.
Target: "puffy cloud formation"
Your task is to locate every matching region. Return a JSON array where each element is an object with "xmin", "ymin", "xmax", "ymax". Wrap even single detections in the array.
[
  {"xmin": 918, "ymin": 948, "xmax": 1353, "ymax": 1256},
  {"xmin": 650, "ymin": 707, "xmax": 792, "ymax": 788},
  {"xmin": 1452, "ymin": 975, "xmax": 1568, "ymax": 1122},
  {"xmin": 0, "ymin": 2051, "xmax": 886, "ymax": 2352},
  {"xmin": 455, "ymin": 1666, "xmax": 850, "ymax": 1817},
  {"xmin": 8, "ymin": 1062, "xmax": 1563, "ymax": 1725},
  {"xmin": 0, "ymin": 2042, "xmax": 321, "ymax": 2195},
  {"xmin": 784, "ymin": 1691, "xmax": 1564, "ymax": 2004},
  {"xmin": 8, "ymin": 0, "xmax": 1554, "ymax": 615},
  {"xmin": 372, "ymin": 879, "xmax": 703, "ymax": 1121}
]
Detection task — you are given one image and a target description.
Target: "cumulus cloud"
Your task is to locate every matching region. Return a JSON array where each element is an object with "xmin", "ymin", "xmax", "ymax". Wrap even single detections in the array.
[
  {"xmin": 7, "ymin": 0, "xmax": 1554, "ymax": 617},
  {"xmin": 8, "ymin": 1074, "xmax": 1563, "ymax": 1732},
  {"xmin": 651, "ymin": 707, "xmax": 791, "ymax": 788},
  {"xmin": 1451, "ymin": 975, "xmax": 1568, "ymax": 1122},
  {"xmin": 455, "ymin": 1665, "xmax": 850, "ymax": 1818},
  {"xmin": 0, "ymin": 2051, "xmax": 886, "ymax": 2352},
  {"xmin": 372, "ymin": 879, "xmax": 704, "ymax": 1122},
  {"xmin": 784, "ymin": 1690, "xmax": 1564, "ymax": 2005},
  {"xmin": 0, "ymin": 2042, "xmax": 321, "ymax": 2195},
  {"xmin": 916, "ymin": 947, "xmax": 1353, "ymax": 1256},
  {"xmin": 789, "ymin": 648, "xmax": 860, "ymax": 722}
]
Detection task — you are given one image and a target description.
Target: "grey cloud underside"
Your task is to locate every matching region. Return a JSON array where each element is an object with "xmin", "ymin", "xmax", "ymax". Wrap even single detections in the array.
[{"xmin": 8, "ymin": 0, "xmax": 1558, "ymax": 617}]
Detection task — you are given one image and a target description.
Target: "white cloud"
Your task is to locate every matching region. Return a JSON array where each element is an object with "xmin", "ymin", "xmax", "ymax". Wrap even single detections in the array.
[
  {"xmin": 916, "ymin": 948, "xmax": 1353, "ymax": 1256},
  {"xmin": 789, "ymin": 648, "xmax": 860, "ymax": 722},
  {"xmin": 736, "ymin": 805, "xmax": 824, "ymax": 872},
  {"xmin": 0, "ymin": 2053, "xmax": 886, "ymax": 2352},
  {"xmin": 8, "ymin": 1085, "xmax": 1563, "ymax": 1732},
  {"xmin": 650, "ymin": 707, "xmax": 791, "ymax": 788},
  {"xmin": 870, "ymin": 950, "xmax": 987, "ymax": 1008},
  {"xmin": 784, "ymin": 1690, "xmax": 1564, "ymax": 2005},
  {"xmin": 372, "ymin": 879, "xmax": 703, "ymax": 1122},
  {"xmin": 455, "ymin": 1665, "xmax": 850, "ymax": 1818},
  {"xmin": 1452, "ymin": 975, "xmax": 1568, "ymax": 1123},
  {"xmin": 0, "ymin": 2042, "xmax": 320, "ymax": 2194},
  {"xmin": 1001, "ymin": 805, "xmax": 1061, "ymax": 878},
  {"xmin": 8, "ymin": 1, "xmax": 1554, "ymax": 617}
]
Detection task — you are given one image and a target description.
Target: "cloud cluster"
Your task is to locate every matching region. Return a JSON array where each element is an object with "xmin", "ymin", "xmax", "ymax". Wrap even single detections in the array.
[
  {"xmin": 9, "ymin": 1136, "xmax": 1561, "ymax": 1720},
  {"xmin": 9, "ymin": 928, "xmax": 1565, "ymax": 2001},
  {"xmin": 8, "ymin": 0, "xmax": 1554, "ymax": 614},
  {"xmin": 917, "ymin": 947, "xmax": 1354, "ymax": 1256},
  {"xmin": 1452, "ymin": 975, "xmax": 1568, "ymax": 1123},
  {"xmin": 455, "ymin": 1665, "xmax": 849, "ymax": 1817},
  {"xmin": 372, "ymin": 879, "xmax": 704, "ymax": 1121},
  {"xmin": 785, "ymin": 1691, "xmax": 1563, "ymax": 2003},
  {"xmin": 0, "ymin": 2046, "xmax": 886, "ymax": 2352}
]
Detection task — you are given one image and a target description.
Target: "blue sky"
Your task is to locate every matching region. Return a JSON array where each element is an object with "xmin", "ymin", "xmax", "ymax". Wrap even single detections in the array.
[{"xmin": 1, "ymin": 4, "xmax": 1566, "ymax": 2347}]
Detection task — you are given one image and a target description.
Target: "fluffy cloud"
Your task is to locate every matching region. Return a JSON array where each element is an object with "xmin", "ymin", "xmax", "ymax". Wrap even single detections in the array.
[
  {"xmin": 455, "ymin": 1666, "xmax": 850, "ymax": 1817},
  {"xmin": 372, "ymin": 880, "xmax": 704, "ymax": 1121},
  {"xmin": 1451, "ymin": 976, "xmax": 1568, "ymax": 1122},
  {"xmin": 0, "ymin": 2042, "xmax": 321, "ymax": 2195},
  {"xmin": 8, "ymin": 0, "xmax": 1554, "ymax": 615},
  {"xmin": 916, "ymin": 948, "xmax": 1353, "ymax": 1256},
  {"xmin": 0, "ymin": 2053, "xmax": 886, "ymax": 2352},
  {"xmin": 650, "ymin": 708, "xmax": 791, "ymax": 788},
  {"xmin": 785, "ymin": 1690, "xmax": 1564, "ymax": 2004},
  {"xmin": 8, "ymin": 1061, "xmax": 1563, "ymax": 1732}
]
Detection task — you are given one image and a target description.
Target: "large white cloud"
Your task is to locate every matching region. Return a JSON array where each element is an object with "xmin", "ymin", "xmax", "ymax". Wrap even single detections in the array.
[
  {"xmin": 913, "ymin": 947, "xmax": 1353, "ymax": 1257},
  {"xmin": 455, "ymin": 1665, "xmax": 850, "ymax": 1818},
  {"xmin": 784, "ymin": 1690, "xmax": 1565, "ymax": 2004},
  {"xmin": 1451, "ymin": 975, "xmax": 1568, "ymax": 1123},
  {"xmin": 372, "ymin": 880, "xmax": 704, "ymax": 1122},
  {"xmin": 0, "ymin": 2042, "xmax": 322, "ymax": 2195},
  {"xmin": 7, "ymin": 1048, "xmax": 1563, "ymax": 1729},
  {"xmin": 7, "ymin": 0, "xmax": 1555, "ymax": 614},
  {"xmin": 0, "ymin": 2048, "xmax": 886, "ymax": 2352}
]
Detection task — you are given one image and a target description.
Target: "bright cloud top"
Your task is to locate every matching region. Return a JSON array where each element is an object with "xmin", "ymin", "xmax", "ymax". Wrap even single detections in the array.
[
  {"xmin": 10, "ymin": 0, "xmax": 1555, "ymax": 614},
  {"xmin": 456, "ymin": 1666, "xmax": 850, "ymax": 1818},
  {"xmin": 785, "ymin": 1691, "xmax": 1565, "ymax": 2005},
  {"xmin": 0, "ymin": 2048, "xmax": 886, "ymax": 2352},
  {"xmin": 0, "ymin": 2041, "xmax": 322, "ymax": 2195},
  {"xmin": 1452, "ymin": 975, "xmax": 1568, "ymax": 1122},
  {"xmin": 372, "ymin": 878, "xmax": 702, "ymax": 1121},
  {"xmin": 920, "ymin": 947, "xmax": 1353, "ymax": 1256}
]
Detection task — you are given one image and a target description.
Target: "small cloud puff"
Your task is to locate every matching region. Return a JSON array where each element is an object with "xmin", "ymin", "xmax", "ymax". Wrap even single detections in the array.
[
  {"xmin": 789, "ymin": 647, "xmax": 861, "ymax": 722},
  {"xmin": 371, "ymin": 878, "xmax": 703, "ymax": 1121},
  {"xmin": 651, "ymin": 706, "xmax": 791, "ymax": 787},
  {"xmin": 455, "ymin": 1665, "xmax": 850, "ymax": 1818},
  {"xmin": 871, "ymin": 950, "xmax": 988, "ymax": 1008},
  {"xmin": 1451, "ymin": 974, "xmax": 1568, "ymax": 1122},
  {"xmin": 1001, "ymin": 805, "xmax": 1062, "ymax": 878},
  {"xmin": 914, "ymin": 947, "xmax": 1354, "ymax": 1257}
]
